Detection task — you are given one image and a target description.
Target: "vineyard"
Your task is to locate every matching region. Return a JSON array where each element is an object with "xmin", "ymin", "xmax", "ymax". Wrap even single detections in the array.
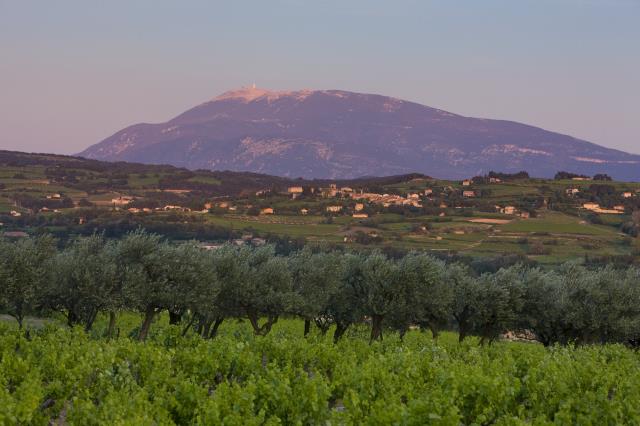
[
  {"xmin": 2, "ymin": 232, "xmax": 640, "ymax": 423},
  {"xmin": 1, "ymin": 318, "xmax": 640, "ymax": 424}
]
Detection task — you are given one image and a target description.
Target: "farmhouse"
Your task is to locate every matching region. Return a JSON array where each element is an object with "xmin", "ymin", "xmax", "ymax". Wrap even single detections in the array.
[
  {"xmin": 2, "ymin": 231, "xmax": 28, "ymax": 238},
  {"xmin": 582, "ymin": 202, "xmax": 600, "ymax": 211},
  {"xmin": 111, "ymin": 196, "xmax": 134, "ymax": 206}
]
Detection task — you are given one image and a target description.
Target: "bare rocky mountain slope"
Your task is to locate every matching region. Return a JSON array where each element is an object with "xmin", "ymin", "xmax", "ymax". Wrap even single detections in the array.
[{"xmin": 80, "ymin": 86, "xmax": 640, "ymax": 180}]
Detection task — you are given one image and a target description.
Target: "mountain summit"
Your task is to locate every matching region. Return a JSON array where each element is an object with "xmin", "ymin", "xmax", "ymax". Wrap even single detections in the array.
[{"xmin": 80, "ymin": 87, "xmax": 640, "ymax": 180}]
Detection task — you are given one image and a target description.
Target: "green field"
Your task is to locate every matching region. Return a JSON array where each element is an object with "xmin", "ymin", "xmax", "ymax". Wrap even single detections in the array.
[{"xmin": 2, "ymin": 316, "xmax": 639, "ymax": 424}]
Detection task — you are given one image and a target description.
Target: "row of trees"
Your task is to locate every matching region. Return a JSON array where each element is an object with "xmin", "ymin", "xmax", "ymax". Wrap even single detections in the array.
[{"xmin": 1, "ymin": 231, "xmax": 639, "ymax": 345}]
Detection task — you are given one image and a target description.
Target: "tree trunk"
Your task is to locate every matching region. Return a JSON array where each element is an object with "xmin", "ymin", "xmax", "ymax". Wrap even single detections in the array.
[
  {"xmin": 314, "ymin": 318, "xmax": 332, "ymax": 336},
  {"xmin": 369, "ymin": 314, "xmax": 384, "ymax": 343},
  {"xmin": 202, "ymin": 319, "xmax": 212, "ymax": 338},
  {"xmin": 138, "ymin": 307, "xmax": 156, "ymax": 341},
  {"xmin": 304, "ymin": 319, "xmax": 311, "ymax": 337},
  {"xmin": 247, "ymin": 310, "xmax": 278, "ymax": 336},
  {"xmin": 458, "ymin": 326, "xmax": 468, "ymax": 343},
  {"xmin": 429, "ymin": 323, "xmax": 440, "ymax": 341},
  {"xmin": 333, "ymin": 322, "xmax": 349, "ymax": 344},
  {"xmin": 67, "ymin": 310, "xmax": 79, "ymax": 328},
  {"xmin": 168, "ymin": 310, "xmax": 182, "ymax": 326},
  {"xmin": 84, "ymin": 309, "xmax": 98, "ymax": 333},
  {"xmin": 106, "ymin": 311, "xmax": 117, "ymax": 339},
  {"xmin": 16, "ymin": 315, "xmax": 24, "ymax": 329},
  {"xmin": 181, "ymin": 314, "xmax": 197, "ymax": 337},
  {"xmin": 209, "ymin": 317, "xmax": 224, "ymax": 339}
]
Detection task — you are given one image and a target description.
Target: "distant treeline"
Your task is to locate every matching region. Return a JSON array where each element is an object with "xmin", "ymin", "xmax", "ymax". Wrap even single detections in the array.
[{"xmin": 1, "ymin": 231, "xmax": 639, "ymax": 346}]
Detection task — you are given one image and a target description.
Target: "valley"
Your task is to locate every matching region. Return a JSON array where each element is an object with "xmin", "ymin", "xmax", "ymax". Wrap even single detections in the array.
[{"xmin": 2, "ymin": 150, "xmax": 638, "ymax": 265}]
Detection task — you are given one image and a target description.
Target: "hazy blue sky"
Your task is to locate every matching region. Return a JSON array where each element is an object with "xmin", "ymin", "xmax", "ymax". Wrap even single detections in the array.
[{"xmin": 1, "ymin": 0, "xmax": 639, "ymax": 155}]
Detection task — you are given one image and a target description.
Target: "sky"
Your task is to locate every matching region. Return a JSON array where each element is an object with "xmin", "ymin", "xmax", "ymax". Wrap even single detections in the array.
[{"xmin": 1, "ymin": 0, "xmax": 639, "ymax": 155}]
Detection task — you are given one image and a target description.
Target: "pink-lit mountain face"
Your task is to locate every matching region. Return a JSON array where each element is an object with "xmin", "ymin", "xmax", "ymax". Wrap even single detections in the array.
[{"xmin": 80, "ymin": 87, "xmax": 640, "ymax": 180}]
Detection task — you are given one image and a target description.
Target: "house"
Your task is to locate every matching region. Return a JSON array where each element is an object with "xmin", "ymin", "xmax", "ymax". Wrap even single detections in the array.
[
  {"xmin": 572, "ymin": 177, "xmax": 592, "ymax": 181},
  {"xmin": 127, "ymin": 208, "xmax": 142, "ymax": 213},
  {"xmin": 462, "ymin": 179, "xmax": 472, "ymax": 186},
  {"xmin": 10, "ymin": 210, "xmax": 21, "ymax": 217},
  {"xmin": 204, "ymin": 202, "xmax": 213, "ymax": 209},
  {"xmin": 164, "ymin": 205, "xmax": 189, "ymax": 211},
  {"xmin": 300, "ymin": 208, "xmax": 309, "ymax": 215},
  {"xmin": 340, "ymin": 187, "xmax": 354, "ymax": 193},
  {"xmin": 622, "ymin": 192, "xmax": 633, "ymax": 198},
  {"xmin": 260, "ymin": 207, "xmax": 274, "ymax": 215},
  {"xmin": 502, "ymin": 206, "xmax": 517, "ymax": 215},
  {"xmin": 217, "ymin": 202, "xmax": 230, "ymax": 209},
  {"xmin": 613, "ymin": 205, "xmax": 626, "ymax": 212},
  {"xmin": 354, "ymin": 203, "xmax": 365, "ymax": 211},
  {"xmin": 46, "ymin": 193, "xmax": 61, "ymax": 199},
  {"xmin": 566, "ymin": 188, "xmax": 580, "ymax": 195},
  {"xmin": 251, "ymin": 237, "xmax": 267, "ymax": 246},
  {"xmin": 489, "ymin": 177, "xmax": 502, "ymax": 183},
  {"xmin": 352, "ymin": 213, "xmax": 369, "ymax": 218},
  {"xmin": 407, "ymin": 193, "xmax": 420, "ymax": 200},
  {"xmin": 2, "ymin": 231, "xmax": 28, "ymax": 238},
  {"xmin": 200, "ymin": 243, "xmax": 224, "ymax": 251},
  {"xmin": 462, "ymin": 190, "xmax": 475, "ymax": 198},
  {"xmin": 520, "ymin": 211, "xmax": 531, "ymax": 219},
  {"xmin": 111, "ymin": 196, "xmax": 134, "ymax": 206},
  {"xmin": 326, "ymin": 205, "xmax": 343, "ymax": 213},
  {"xmin": 424, "ymin": 189, "xmax": 433, "ymax": 196},
  {"xmin": 583, "ymin": 202, "xmax": 600, "ymax": 211},
  {"xmin": 288, "ymin": 186, "xmax": 304, "ymax": 194}
]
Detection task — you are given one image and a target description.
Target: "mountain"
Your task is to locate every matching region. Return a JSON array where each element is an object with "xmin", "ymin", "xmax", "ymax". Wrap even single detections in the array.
[{"xmin": 80, "ymin": 86, "xmax": 640, "ymax": 180}]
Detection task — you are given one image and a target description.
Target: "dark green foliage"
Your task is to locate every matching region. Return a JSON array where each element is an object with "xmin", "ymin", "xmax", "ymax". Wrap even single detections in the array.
[{"xmin": 2, "ymin": 231, "xmax": 640, "ymax": 347}]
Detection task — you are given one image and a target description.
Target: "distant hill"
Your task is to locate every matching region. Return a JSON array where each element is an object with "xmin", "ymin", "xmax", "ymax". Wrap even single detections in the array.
[
  {"xmin": 0, "ymin": 150, "xmax": 428, "ymax": 197},
  {"xmin": 80, "ymin": 87, "xmax": 640, "ymax": 181}
]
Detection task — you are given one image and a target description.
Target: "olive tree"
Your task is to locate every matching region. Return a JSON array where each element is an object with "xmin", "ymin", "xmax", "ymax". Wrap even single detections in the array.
[
  {"xmin": 48, "ymin": 234, "xmax": 118, "ymax": 331},
  {"xmin": 359, "ymin": 252, "xmax": 399, "ymax": 343},
  {"xmin": 395, "ymin": 253, "xmax": 451, "ymax": 340},
  {"xmin": 117, "ymin": 230, "xmax": 173, "ymax": 341},
  {"xmin": 473, "ymin": 266, "xmax": 524, "ymax": 345},
  {"xmin": 0, "ymin": 236, "xmax": 56, "ymax": 328},
  {"xmin": 222, "ymin": 245, "xmax": 294, "ymax": 336},
  {"xmin": 447, "ymin": 263, "xmax": 479, "ymax": 343},
  {"xmin": 289, "ymin": 248, "xmax": 343, "ymax": 336}
]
